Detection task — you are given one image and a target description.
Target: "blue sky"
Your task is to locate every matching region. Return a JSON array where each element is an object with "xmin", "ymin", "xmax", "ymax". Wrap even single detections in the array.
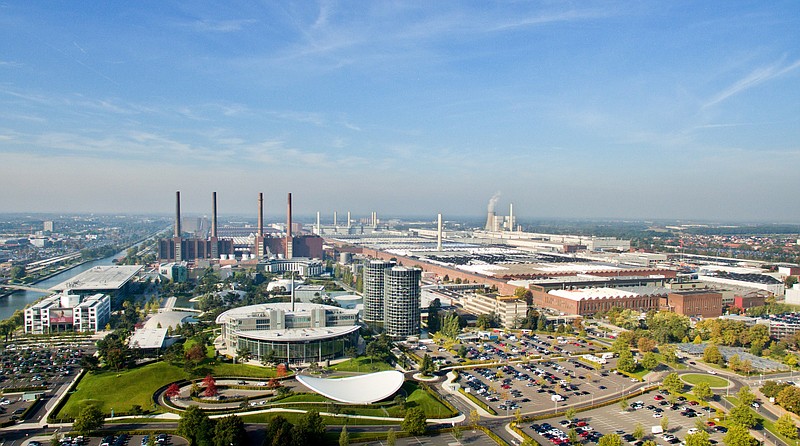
[{"xmin": 1, "ymin": 1, "xmax": 799, "ymax": 221}]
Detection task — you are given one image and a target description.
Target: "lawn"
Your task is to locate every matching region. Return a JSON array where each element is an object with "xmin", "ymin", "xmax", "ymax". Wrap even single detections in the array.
[
  {"xmin": 328, "ymin": 356, "xmax": 394, "ymax": 372},
  {"xmin": 240, "ymin": 412, "xmax": 400, "ymax": 425},
  {"xmin": 681, "ymin": 373, "xmax": 730, "ymax": 388},
  {"xmin": 723, "ymin": 396, "xmax": 794, "ymax": 445},
  {"xmin": 57, "ymin": 362, "xmax": 188, "ymax": 419},
  {"xmin": 209, "ymin": 362, "xmax": 279, "ymax": 378}
]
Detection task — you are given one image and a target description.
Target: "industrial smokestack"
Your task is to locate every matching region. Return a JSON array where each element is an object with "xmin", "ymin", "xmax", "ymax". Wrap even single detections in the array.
[
  {"xmin": 485, "ymin": 192, "xmax": 501, "ymax": 231},
  {"xmin": 509, "ymin": 203, "xmax": 513, "ymax": 232},
  {"xmin": 175, "ymin": 191, "xmax": 181, "ymax": 237},
  {"xmin": 257, "ymin": 192, "xmax": 264, "ymax": 236},
  {"xmin": 347, "ymin": 211, "xmax": 351, "ymax": 228},
  {"xmin": 437, "ymin": 213, "xmax": 443, "ymax": 252},
  {"xmin": 286, "ymin": 193, "xmax": 293, "ymax": 259},
  {"xmin": 211, "ymin": 192, "xmax": 218, "ymax": 238},
  {"xmin": 334, "ymin": 211, "xmax": 337, "ymax": 226},
  {"xmin": 316, "ymin": 211, "xmax": 321, "ymax": 234}
]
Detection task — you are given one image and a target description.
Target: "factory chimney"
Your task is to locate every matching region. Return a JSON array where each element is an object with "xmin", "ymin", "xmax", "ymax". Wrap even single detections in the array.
[
  {"xmin": 257, "ymin": 192, "xmax": 264, "ymax": 235},
  {"xmin": 509, "ymin": 203, "xmax": 514, "ymax": 232},
  {"xmin": 316, "ymin": 211, "xmax": 321, "ymax": 234},
  {"xmin": 211, "ymin": 192, "xmax": 218, "ymax": 238},
  {"xmin": 174, "ymin": 191, "xmax": 182, "ymax": 237},
  {"xmin": 347, "ymin": 211, "xmax": 351, "ymax": 229},
  {"xmin": 334, "ymin": 211, "xmax": 337, "ymax": 227},
  {"xmin": 286, "ymin": 193, "xmax": 293, "ymax": 259},
  {"xmin": 437, "ymin": 213, "xmax": 443, "ymax": 252}
]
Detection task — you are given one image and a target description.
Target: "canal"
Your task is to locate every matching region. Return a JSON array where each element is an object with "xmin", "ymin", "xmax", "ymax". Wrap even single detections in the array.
[{"xmin": 0, "ymin": 249, "xmax": 129, "ymax": 321}]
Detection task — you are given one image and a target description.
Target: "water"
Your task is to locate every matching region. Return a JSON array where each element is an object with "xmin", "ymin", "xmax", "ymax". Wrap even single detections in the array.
[{"xmin": 0, "ymin": 249, "xmax": 128, "ymax": 321}]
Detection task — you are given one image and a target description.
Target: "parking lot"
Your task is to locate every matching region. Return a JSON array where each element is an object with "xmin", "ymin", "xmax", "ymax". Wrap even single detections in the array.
[
  {"xmin": 25, "ymin": 433, "xmax": 188, "ymax": 446},
  {"xmin": 524, "ymin": 390, "xmax": 728, "ymax": 446},
  {"xmin": 446, "ymin": 336, "xmax": 639, "ymax": 415},
  {"xmin": 0, "ymin": 341, "xmax": 94, "ymax": 425}
]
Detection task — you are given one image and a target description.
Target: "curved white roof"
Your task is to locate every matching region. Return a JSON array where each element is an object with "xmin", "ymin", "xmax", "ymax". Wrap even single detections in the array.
[{"xmin": 296, "ymin": 370, "xmax": 404, "ymax": 404}]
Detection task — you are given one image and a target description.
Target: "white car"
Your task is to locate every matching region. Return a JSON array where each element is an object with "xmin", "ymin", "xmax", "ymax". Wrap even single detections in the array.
[
  {"xmin": 653, "ymin": 413, "xmax": 663, "ymax": 418},
  {"xmin": 751, "ymin": 402, "xmax": 760, "ymax": 408},
  {"xmin": 687, "ymin": 428, "xmax": 701, "ymax": 435}
]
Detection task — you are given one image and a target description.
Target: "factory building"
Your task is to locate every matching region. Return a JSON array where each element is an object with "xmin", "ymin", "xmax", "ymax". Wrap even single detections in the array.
[{"xmin": 460, "ymin": 293, "xmax": 528, "ymax": 328}]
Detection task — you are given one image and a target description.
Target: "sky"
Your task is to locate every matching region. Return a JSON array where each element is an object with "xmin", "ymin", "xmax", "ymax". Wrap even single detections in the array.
[{"xmin": 1, "ymin": 1, "xmax": 799, "ymax": 222}]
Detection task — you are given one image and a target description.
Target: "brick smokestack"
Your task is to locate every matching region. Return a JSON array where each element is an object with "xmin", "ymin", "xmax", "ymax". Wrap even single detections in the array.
[
  {"xmin": 211, "ymin": 192, "xmax": 218, "ymax": 238},
  {"xmin": 175, "ymin": 191, "xmax": 181, "ymax": 237},
  {"xmin": 286, "ymin": 193, "xmax": 293, "ymax": 259},
  {"xmin": 257, "ymin": 192, "xmax": 264, "ymax": 235}
]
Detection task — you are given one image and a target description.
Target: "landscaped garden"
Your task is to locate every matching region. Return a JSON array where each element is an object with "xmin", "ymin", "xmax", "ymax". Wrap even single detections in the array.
[{"xmin": 680, "ymin": 373, "xmax": 730, "ymax": 388}]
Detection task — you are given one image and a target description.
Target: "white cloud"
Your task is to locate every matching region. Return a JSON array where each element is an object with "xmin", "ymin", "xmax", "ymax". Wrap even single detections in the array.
[{"xmin": 704, "ymin": 57, "xmax": 800, "ymax": 108}]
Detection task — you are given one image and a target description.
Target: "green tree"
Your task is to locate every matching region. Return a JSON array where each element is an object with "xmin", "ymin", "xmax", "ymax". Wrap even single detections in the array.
[
  {"xmin": 728, "ymin": 402, "xmax": 758, "ymax": 428},
  {"xmin": 263, "ymin": 415, "xmax": 293, "ymax": 446},
  {"xmin": 293, "ymin": 410, "xmax": 326, "ymax": 446},
  {"xmin": 736, "ymin": 386, "xmax": 756, "ymax": 406},
  {"xmin": 776, "ymin": 385, "xmax": 800, "ymax": 413},
  {"xmin": 339, "ymin": 425, "xmax": 349, "ymax": 446},
  {"xmin": 662, "ymin": 373, "xmax": 684, "ymax": 395},
  {"xmin": 617, "ymin": 349, "xmax": 637, "ymax": 373},
  {"xmin": 641, "ymin": 352, "xmax": 659, "ymax": 370},
  {"xmin": 633, "ymin": 423, "xmax": 644, "ymax": 440},
  {"xmin": 660, "ymin": 415, "xmax": 669, "ymax": 432},
  {"xmin": 642, "ymin": 441, "xmax": 657, "ymax": 446},
  {"xmin": 420, "ymin": 353, "xmax": 435, "ymax": 376},
  {"xmin": 774, "ymin": 413, "xmax": 799, "ymax": 439},
  {"xmin": 620, "ymin": 397, "xmax": 629, "ymax": 412},
  {"xmin": 685, "ymin": 430, "xmax": 711, "ymax": 446},
  {"xmin": 598, "ymin": 433, "xmax": 622, "ymax": 446},
  {"xmin": 702, "ymin": 344, "xmax": 723, "ymax": 364},
  {"xmin": 403, "ymin": 407, "xmax": 427, "ymax": 435},
  {"xmin": 565, "ymin": 407, "xmax": 576, "ymax": 421},
  {"xmin": 568, "ymin": 428, "xmax": 580, "ymax": 445},
  {"xmin": 9, "ymin": 265, "xmax": 26, "ymax": 280},
  {"xmin": 723, "ymin": 425, "xmax": 759, "ymax": 446},
  {"xmin": 692, "ymin": 381, "xmax": 713, "ymax": 402},
  {"xmin": 51, "ymin": 432, "xmax": 61, "ymax": 446},
  {"xmin": 387, "ymin": 428, "xmax": 397, "ymax": 446},
  {"xmin": 73, "ymin": 405, "xmax": 104, "ymax": 436},
  {"xmin": 177, "ymin": 406, "xmax": 214, "ymax": 446},
  {"xmin": 213, "ymin": 415, "xmax": 246, "ymax": 446}
]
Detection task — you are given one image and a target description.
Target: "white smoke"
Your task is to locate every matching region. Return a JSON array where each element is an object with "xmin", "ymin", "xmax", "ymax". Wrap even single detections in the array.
[{"xmin": 487, "ymin": 192, "xmax": 501, "ymax": 213}]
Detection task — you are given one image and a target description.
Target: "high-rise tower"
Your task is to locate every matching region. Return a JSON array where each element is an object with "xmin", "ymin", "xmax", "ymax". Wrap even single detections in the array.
[
  {"xmin": 383, "ymin": 266, "xmax": 421, "ymax": 338},
  {"xmin": 363, "ymin": 259, "xmax": 395, "ymax": 323}
]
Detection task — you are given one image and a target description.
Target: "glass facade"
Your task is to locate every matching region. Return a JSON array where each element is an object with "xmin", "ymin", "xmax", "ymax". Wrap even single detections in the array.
[
  {"xmin": 383, "ymin": 266, "xmax": 421, "ymax": 338},
  {"xmin": 363, "ymin": 260, "xmax": 395, "ymax": 322},
  {"xmin": 235, "ymin": 330, "xmax": 359, "ymax": 365}
]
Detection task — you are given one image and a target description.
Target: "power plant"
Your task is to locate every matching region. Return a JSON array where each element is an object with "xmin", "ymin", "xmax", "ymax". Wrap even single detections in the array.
[{"xmin": 157, "ymin": 191, "xmax": 322, "ymax": 262}]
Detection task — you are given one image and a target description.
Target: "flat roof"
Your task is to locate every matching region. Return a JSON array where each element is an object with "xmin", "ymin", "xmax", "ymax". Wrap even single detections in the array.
[
  {"xmin": 216, "ymin": 302, "xmax": 357, "ymax": 323},
  {"xmin": 129, "ymin": 328, "xmax": 168, "ymax": 349},
  {"xmin": 548, "ymin": 286, "xmax": 670, "ymax": 301},
  {"xmin": 234, "ymin": 325, "xmax": 360, "ymax": 342},
  {"xmin": 51, "ymin": 265, "xmax": 142, "ymax": 291},
  {"xmin": 296, "ymin": 370, "xmax": 404, "ymax": 404}
]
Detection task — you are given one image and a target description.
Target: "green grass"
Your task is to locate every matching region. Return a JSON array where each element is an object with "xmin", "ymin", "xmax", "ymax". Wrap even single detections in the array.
[
  {"xmin": 392, "ymin": 381, "xmax": 456, "ymax": 418},
  {"xmin": 681, "ymin": 373, "xmax": 730, "ymax": 388},
  {"xmin": 58, "ymin": 362, "xmax": 188, "ymax": 419},
  {"xmin": 722, "ymin": 396, "xmax": 794, "ymax": 444},
  {"xmin": 328, "ymin": 356, "xmax": 393, "ymax": 372},
  {"xmin": 208, "ymin": 362, "xmax": 279, "ymax": 378},
  {"xmin": 273, "ymin": 393, "xmax": 330, "ymax": 403}
]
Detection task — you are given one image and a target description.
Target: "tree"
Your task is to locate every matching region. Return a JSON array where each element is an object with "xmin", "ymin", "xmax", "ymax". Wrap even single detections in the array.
[
  {"xmin": 661, "ymin": 345, "xmax": 678, "ymax": 364},
  {"xmin": 620, "ymin": 397, "xmax": 629, "ymax": 412},
  {"xmin": 728, "ymin": 402, "xmax": 758, "ymax": 429},
  {"xmin": 403, "ymin": 407, "xmax": 427, "ymax": 435},
  {"xmin": 235, "ymin": 346, "xmax": 252, "ymax": 363},
  {"xmin": 73, "ymin": 405, "xmax": 104, "ymax": 435},
  {"xmin": 420, "ymin": 353, "xmax": 435, "ymax": 376},
  {"xmin": 660, "ymin": 415, "xmax": 669, "ymax": 432},
  {"xmin": 776, "ymin": 385, "xmax": 800, "ymax": 413},
  {"xmin": 339, "ymin": 425, "xmax": 349, "ymax": 446},
  {"xmin": 469, "ymin": 409, "xmax": 480, "ymax": 430},
  {"xmin": 702, "ymin": 344, "xmax": 723, "ymax": 364},
  {"xmin": 568, "ymin": 428, "xmax": 580, "ymax": 445},
  {"xmin": 51, "ymin": 432, "xmax": 61, "ymax": 446},
  {"xmin": 9, "ymin": 265, "xmax": 26, "ymax": 280},
  {"xmin": 177, "ymin": 406, "xmax": 214, "ymax": 446},
  {"xmin": 263, "ymin": 415, "xmax": 293, "ymax": 446},
  {"xmin": 775, "ymin": 413, "xmax": 799, "ymax": 439},
  {"xmin": 736, "ymin": 386, "xmax": 756, "ymax": 406},
  {"xmin": 598, "ymin": 433, "xmax": 622, "ymax": 446},
  {"xmin": 617, "ymin": 349, "xmax": 637, "ymax": 373},
  {"xmin": 641, "ymin": 352, "xmax": 659, "ymax": 370},
  {"xmin": 202, "ymin": 374, "xmax": 218, "ymax": 397},
  {"xmin": 685, "ymin": 430, "xmax": 711, "ymax": 446},
  {"xmin": 637, "ymin": 337, "xmax": 656, "ymax": 353},
  {"xmin": 723, "ymin": 425, "xmax": 759, "ymax": 446},
  {"xmin": 692, "ymin": 382, "xmax": 713, "ymax": 402},
  {"xmin": 565, "ymin": 407, "xmax": 576, "ymax": 422},
  {"xmin": 662, "ymin": 373, "xmax": 684, "ymax": 395},
  {"xmin": 213, "ymin": 415, "xmax": 247, "ymax": 446},
  {"xmin": 293, "ymin": 410, "xmax": 326, "ymax": 446},
  {"xmin": 165, "ymin": 383, "xmax": 181, "ymax": 398},
  {"xmin": 387, "ymin": 428, "xmax": 397, "ymax": 446},
  {"xmin": 633, "ymin": 423, "xmax": 644, "ymax": 440}
]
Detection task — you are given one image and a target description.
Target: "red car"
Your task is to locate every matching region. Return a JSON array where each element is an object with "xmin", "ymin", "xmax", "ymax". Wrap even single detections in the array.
[
  {"xmin": 654, "ymin": 395, "xmax": 664, "ymax": 401},
  {"xmin": 577, "ymin": 421, "xmax": 588, "ymax": 427},
  {"xmin": 706, "ymin": 421, "xmax": 716, "ymax": 427}
]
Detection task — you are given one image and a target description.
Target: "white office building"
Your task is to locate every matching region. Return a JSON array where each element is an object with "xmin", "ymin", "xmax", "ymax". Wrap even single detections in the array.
[{"xmin": 25, "ymin": 291, "xmax": 111, "ymax": 334}]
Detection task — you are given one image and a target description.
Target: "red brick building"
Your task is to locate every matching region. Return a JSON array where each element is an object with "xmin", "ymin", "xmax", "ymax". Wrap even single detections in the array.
[{"xmin": 664, "ymin": 290, "xmax": 723, "ymax": 318}]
